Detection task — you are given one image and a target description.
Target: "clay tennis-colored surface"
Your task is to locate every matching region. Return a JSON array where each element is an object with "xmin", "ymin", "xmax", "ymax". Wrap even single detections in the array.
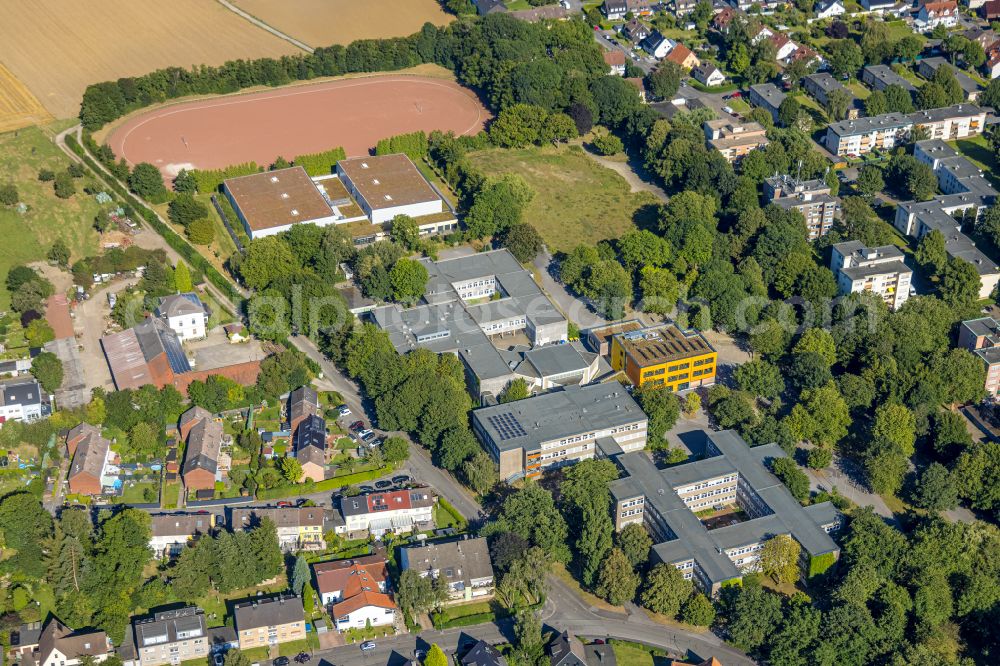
[{"xmin": 107, "ymin": 76, "xmax": 490, "ymax": 179}]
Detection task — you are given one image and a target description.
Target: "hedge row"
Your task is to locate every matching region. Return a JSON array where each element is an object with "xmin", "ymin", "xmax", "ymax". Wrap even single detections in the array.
[
  {"xmin": 292, "ymin": 147, "xmax": 347, "ymax": 177},
  {"xmin": 375, "ymin": 131, "xmax": 429, "ymax": 162},
  {"xmin": 79, "ymin": 31, "xmax": 441, "ymax": 131},
  {"xmin": 192, "ymin": 162, "xmax": 261, "ymax": 194},
  {"xmin": 67, "ymin": 134, "xmax": 241, "ymax": 310}
]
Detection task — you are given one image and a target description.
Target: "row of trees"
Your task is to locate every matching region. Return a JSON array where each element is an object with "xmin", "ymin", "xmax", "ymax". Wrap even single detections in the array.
[{"xmin": 339, "ymin": 323, "xmax": 494, "ymax": 494}]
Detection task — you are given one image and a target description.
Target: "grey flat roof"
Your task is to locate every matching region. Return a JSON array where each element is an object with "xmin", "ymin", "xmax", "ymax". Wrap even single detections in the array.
[
  {"xmin": 660, "ymin": 455, "xmax": 736, "ymax": 488},
  {"xmin": 863, "ymin": 64, "xmax": 916, "ymax": 92},
  {"xmin": 828, "ymin": 112, "xmax": 912, "ymax": 137},
  {"xmin": 370, "ymin": 249, "xmax": 565, "ymax": 385},
  {"xmin": 472, "ymin": 384, "xmax": 645, "ymax": 453},
  {"xmin": 520, "ymin": 342, "xmax": 592, "ymax": 378},
  {"xmin": 749, "ymin": 83, "xmax": 785, "ymax": 110},
  {"xmin": 612, "ymin": 431, "xmax": 840, "ymax": 587},
  {"xmin": 962, "ymin": 316, "xmax": 1000, "ymax": 338},
  {"xmin": 840, "ymin": 260, "xmax": 911, "ymax": 281},
  {"xmin": 909, "ymin": 103, "xmax": 984, "ymax": 124}
]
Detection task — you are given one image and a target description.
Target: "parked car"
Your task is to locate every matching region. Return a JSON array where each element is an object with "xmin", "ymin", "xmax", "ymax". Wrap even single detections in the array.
[
  {"xmin": 349, "ymin": 421, "xmax": 365, "ymax": 432},
  {"xmin": 357, "ymin": 429, "xmax": 374, "ymax": 440},
  {"xmin": 361, "ymin": 431, "xmax": 378, "ymax": 443},
  {"xmin": 361, "ymin": 642, "xmax": 377, "ymax": 651},
  {"xmin": 274, "ymin": 658, "xmax": 290, "ymax": 666},
  {"xmin": 338, "ymin": 405, "xmax": 352, "ymax": 417},
  {"xmin": 276, "ymin": 501, "xmax": 292, "ymax": 508},
  {"xmin": 294, "ymin": 653, "xmax": 311, "ymax": 663},
  {"xmin": 360, "ymin": 485, "xmax": 375, "ymax": 493},
  {"xmin": 375, "ymin": 480, "xmax": 393, "ymax": 489},
  {"xmin": 392, "ymin": 475, "xmax": 411, "ymax": 485}
]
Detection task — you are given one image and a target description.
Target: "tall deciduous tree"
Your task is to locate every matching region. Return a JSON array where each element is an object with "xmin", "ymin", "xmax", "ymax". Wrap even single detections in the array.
[
  {"xmin": 640, "ymin": 562, "xmax": 692, "ymax": 618},
  {"xmin": 596, "ymin": 548, "xmax": 640, "ymax": 605}
]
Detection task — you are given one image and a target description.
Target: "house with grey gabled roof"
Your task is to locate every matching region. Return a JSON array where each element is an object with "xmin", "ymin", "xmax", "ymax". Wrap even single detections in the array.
[{"xmin": 400, "ymin": 536, "xmax": 495, "ymax": 605}]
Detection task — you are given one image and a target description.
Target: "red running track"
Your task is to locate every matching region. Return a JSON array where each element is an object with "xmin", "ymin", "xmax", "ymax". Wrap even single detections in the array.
[{"xmin": 106, "ymin": 75, "xmax": 490, "ymax": 179}]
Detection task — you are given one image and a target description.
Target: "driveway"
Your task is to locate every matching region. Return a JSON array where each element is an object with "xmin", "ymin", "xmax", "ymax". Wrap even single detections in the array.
[
  {"xmin": 803, "ymin": 453, "xmax": 897, "ymax": 525},
  {"xmin": 288, "ymin": 335, "xmax": 486, "ymax": 522},
  {"xmin": 73, "ymin": 277, "xmax": 139, "ymax": 392},
  {"xmin": 531, "ymin": 248, "xmax": 608, "ymax": 329}
]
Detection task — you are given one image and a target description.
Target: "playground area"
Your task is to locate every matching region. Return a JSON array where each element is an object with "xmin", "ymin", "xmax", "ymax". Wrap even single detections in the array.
[{"xmin": 106, "ymin": 74, "xmax": 490, "ymax": 180}]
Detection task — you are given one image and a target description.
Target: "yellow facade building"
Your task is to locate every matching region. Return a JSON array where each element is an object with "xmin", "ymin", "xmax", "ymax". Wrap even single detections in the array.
[{"xmin": 610, "ymin": 324, "xmax": 717, "ymax": 390}]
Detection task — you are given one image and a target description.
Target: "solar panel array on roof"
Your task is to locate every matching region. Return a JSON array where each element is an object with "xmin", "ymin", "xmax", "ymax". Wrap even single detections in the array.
[
  {"xmin": 487, "ymin": 412, "xmax": 527, "ymax": 441},
  {"xmin": 160, "ymin": 327, "xmax": 191, "ymax": 374}
]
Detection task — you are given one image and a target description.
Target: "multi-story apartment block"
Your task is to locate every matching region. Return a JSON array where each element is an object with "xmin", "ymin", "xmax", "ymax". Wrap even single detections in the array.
[
  {"xmin": 917, "ymin": 58, "xmax": 981, "ymax": 101},
  {"xmin": 472, "ymin": 383, "xmax": 648, "ymax": 483},
  {"xmin": 958, "ymin": 317, "xmax": 1000, "ymax": 395},
  {"xmin": 338, "ymin": 489, "xmax": 436, "ymax": 537},
  {"xmin": 230, "ymin": 506, "xmax": 326, "ymax": 551},
  {"xmin": 703, "ymin": 119, "xmax": 769, "ymax": 163},
  {"xmin": 149, "ymin": 513, "xmax": 214, "ymax": 559},
  {"xmin": 909, "ymin": 104, "xmax": 986, "ymax": 141},
  {"xmin": 608, "ymin": 430, "xmax": 842, "ymax": 596},
  {"xmin": 861, "ymin": 65, "xmax": 917, "ymax": 93},
  {"xmin": 748, "ymin": 83, "xmax": 786, "ymax": 124},
  {"xmin": 400, "ymin": 537, "xmax": 495, "ymax": 605},
  {"xmin": 827, "ymin": 105, "xmax": 986, "ymax": 156},
  {"xmin": 234, "ymin": 595, "xmax": 305, "ymax": 650},
  {"xmin": 802, "ymin": 73, "xmax": 859, "ymax": 119},
  {"xmin": 896, "ymin": 140, "xmax": 1000, "ymax": 299},
  {"xmin": 371, "ymin": 249, "xmax": 567, "ymax": 399},
  {"xmin": 830, "ymin": 241, "xmax": 912, "ymax": 310},
  {"xmin": 824, "ymin": 112, "xmax": 912, "ymax": 156},
  {"xmin": 609, "ymin": 324, "xmax": 716, "ymax": 390},
  {"xmin": 764, "ymin": 174, "xmax": 841, "ymax": 240},
  {"xmin": 132, "ymin": 607, "xmax": 208, "ymax": 666}
]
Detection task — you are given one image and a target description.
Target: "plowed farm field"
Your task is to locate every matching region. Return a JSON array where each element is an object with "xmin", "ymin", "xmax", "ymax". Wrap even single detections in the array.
[
  {"xmin": 0, "ymin": 0, "xmax": 300, "ymax": 119},
  {"xmin": 232, "ymin": 0, "xmax": 453, "ymax": 47}
]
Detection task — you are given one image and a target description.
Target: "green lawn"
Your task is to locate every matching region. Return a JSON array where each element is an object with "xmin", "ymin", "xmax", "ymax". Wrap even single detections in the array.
[
  {"xmin": 0, "ymin": 125, "xmax": 103, "ymax": 309},
  {"xmin": 467, "ymin": 145, "xmax": 660, "ymax": 252},
  {"xmin": 118, "ymin": 480, "xmax": 159, "ymax": 504},
  {"xmin": 952, "ymin": 136, "xmax": 1000, "ymax": 189},
  {"xmin": 845, "ymin": 81, "xmax": 871, "ymax": 100},
  {"xmin": 609, "ymin": 640, "xmax": 672, "ymax": 666}
]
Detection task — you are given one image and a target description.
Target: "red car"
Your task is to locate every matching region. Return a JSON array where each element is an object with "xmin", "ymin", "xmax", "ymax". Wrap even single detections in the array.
[
  {"xmin": 727, "ymin": 91, "xmax": 743, "ymax": 99},
  {"xmin": 276, "ymin": 501, "xmax": 292, "ymax": 508},
  {"xmin": 349, "ymin": 420, "xmax": 365, "ymax": 432}
]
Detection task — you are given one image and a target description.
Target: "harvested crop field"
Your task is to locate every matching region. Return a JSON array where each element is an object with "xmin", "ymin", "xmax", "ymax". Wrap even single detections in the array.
[
  {"xmin": 0, "ymin": 62, "xmax": 53, "ymax": 132},
  {"xmin": 107, "ymin": 75, "xmax": 490, "ymax": 180},
  {"xmin": 0, "ymin": 0, "xmax": 300, "ymax": 119},
  {"xmin": 233, "ymin": 0, "xmax": 453, "ymax": 47}
]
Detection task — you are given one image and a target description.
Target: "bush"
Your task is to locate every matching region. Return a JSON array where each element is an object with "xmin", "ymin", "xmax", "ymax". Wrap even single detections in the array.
[
  {"xmin": 0, "ymin": 183, "xmax": 18, "ymax": 206},
  {"xmin": 190, "ymin": 162, "xmax": 262, "ymax": 194},
  {"xmin": 375, "ymin": 132, "xmax": 428, "ymax": 161},
  {"xmin": 591, "ymin": 131, "xmax": 623, "ymax": 156},
  {"xmin": 293, "ymin": 148, "xmax": 347, "ymax": 177},
  {"xmin": 38, "ymin": 169, "xmax": 55, "ymax": 182},
  {"xmin": 129, "ymin": 163, "xmax": 169, "ymax": 203},
  {"xmin": 807, "ymin": 447, "xmax": 832, "ymax": 469},
  {"xmin": 53, "ymin": 172, "xmax": 75, "ymax": 199}
]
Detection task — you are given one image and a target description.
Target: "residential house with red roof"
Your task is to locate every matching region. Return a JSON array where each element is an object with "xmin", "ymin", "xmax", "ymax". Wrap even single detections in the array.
[
  {"xmin": 915, "ymin": 0, "xmax": 958, "ymax": 30},
  {"xmin": 603, "ymin": 50, "xmax": 627, "ymax": 76},
  {"xmin": 313, "ymin": 555, "xmax": 396, "ymax": 630},
  {"xmin": 664, "ymin": 43, "xmax": 700, "ymax": 70}
]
